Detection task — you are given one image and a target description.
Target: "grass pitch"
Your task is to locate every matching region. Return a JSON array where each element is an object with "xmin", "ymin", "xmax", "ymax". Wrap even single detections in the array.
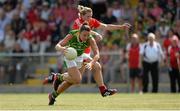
[{"xmin": 0, "ymin": 93, "xmax": 180, "ymax": 110}]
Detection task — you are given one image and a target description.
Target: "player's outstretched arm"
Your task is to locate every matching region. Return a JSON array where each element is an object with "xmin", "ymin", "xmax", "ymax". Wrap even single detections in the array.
[{"xmin": 98, "ymin": 23, "xmax": 131, "ymax": 31}]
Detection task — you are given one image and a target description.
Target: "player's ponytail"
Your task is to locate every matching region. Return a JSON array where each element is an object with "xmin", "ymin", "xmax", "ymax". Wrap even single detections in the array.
[
  {"xmin": 77, "ymin": 5, "xmax": 92, "ymax": 16},
  {"xmin": 78, "ymin": 5, "xmax": 84, "ymax": 13},
  {"xmin": 80, "ymin": 22, "xmax": 90, "ymax": 32}
]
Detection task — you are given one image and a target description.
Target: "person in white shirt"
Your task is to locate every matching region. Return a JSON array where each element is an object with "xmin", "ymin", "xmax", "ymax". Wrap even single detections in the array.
[{"xmin": 140, "ymin": 33, "xmax": 165, "ymax": 93}]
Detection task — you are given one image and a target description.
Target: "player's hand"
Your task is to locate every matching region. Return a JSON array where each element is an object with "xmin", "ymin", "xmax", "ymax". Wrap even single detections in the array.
[
  {"xmin": 122, "ymin": 23, "xmax": 131, "ymax": 29},
  {"xmin": 55, "ymin": 44, "xmax": 68, "ymax": 54},
  {"xmin": 85, "ymin": 62, "xmax": 93, "ymax": 70},
  {"xmin": 61, "ymin": 47, "xmax": 68, "ymax": 55}
]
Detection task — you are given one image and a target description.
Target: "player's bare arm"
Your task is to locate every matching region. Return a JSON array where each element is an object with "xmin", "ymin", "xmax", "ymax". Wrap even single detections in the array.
[
  {"xmin": 98, "ymin": 23, "xmax": 131, "ymax": 30},
  {"xmin": 55, "ymin": 34, "xmax": 73, "ymax": 52}
]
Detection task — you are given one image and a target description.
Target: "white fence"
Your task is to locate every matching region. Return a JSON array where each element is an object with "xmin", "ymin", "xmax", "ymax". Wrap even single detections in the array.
[{"xmin": 0, "ymin": 52, "xmax": 170, "ymax": 90}]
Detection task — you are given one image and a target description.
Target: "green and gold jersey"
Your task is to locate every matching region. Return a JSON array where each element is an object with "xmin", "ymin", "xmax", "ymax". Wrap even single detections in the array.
[{"xmin": 67, "ymin": 30, "xmax": 92, "ymax": 56}]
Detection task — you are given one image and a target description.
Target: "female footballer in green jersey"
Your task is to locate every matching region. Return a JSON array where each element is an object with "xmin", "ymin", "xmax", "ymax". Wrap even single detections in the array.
[{"xmin": 48, "ymin": 23, "xmax": 117, "ymax": 105}]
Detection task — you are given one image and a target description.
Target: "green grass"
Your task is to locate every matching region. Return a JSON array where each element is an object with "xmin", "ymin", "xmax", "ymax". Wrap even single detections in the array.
[{"xmin": 0, "ymin": 93, "xmax": 180, "ymax": 110}]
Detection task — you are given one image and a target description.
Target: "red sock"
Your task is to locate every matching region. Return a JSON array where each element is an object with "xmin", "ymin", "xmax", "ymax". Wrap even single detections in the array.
[{"xmin": 99, "ymin": 85, "xmax": 107, "ymax": 94}]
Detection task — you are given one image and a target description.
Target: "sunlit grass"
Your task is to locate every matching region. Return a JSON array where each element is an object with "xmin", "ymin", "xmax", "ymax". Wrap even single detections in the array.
[{"xmin": 0, "ymin": 93, "xmax": 180, "ymax": 110}]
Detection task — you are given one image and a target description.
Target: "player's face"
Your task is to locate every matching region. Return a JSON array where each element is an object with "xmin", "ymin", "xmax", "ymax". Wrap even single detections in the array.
[
  {"xmin": 82, "ymin": 12, "xmax": 92, "ymax": 22},
  {"xmin": 80, "ymin": 31, "xmax": 90, "ymax": 41}
]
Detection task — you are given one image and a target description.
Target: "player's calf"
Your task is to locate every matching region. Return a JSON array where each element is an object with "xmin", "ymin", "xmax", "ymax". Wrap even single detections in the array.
[{"xmin": 53, "ymin": 74, "xmax": 64, "ymax": 91}]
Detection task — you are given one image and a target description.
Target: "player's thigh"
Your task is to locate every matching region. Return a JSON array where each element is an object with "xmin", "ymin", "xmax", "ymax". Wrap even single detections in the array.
[
  {"xmin": 79, "ymin": 65, "xmax": 86, "ymax": 75},
  {"xmin": 67, "ymin": 67, "xmax": 82, "ymax": 83},
  {"xmin": 65, "ymin": 58, "xmax": 82, "ymax": 81}
]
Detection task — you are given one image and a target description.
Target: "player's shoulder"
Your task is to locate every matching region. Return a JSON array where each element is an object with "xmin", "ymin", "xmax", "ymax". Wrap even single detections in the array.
[
  {"xmin": 70, "ymin": 29, "xmax": 79, "ymax": 33},
  {"xmin": 73, "ymin": 18, "xmax": 81, "ymax": 26},
  {"xmin": 69, "ymin": 29, "xmax": 79, "ymax": 36}
]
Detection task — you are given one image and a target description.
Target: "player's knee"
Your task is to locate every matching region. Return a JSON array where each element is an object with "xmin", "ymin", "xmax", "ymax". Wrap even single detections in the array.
[
  {"xmin": 72, "ymin": 76, "xmax": 82, "ymax": 84},
  {"xmin": 93, "ymin": 62, "xmax": 102, "ymax": 71}
]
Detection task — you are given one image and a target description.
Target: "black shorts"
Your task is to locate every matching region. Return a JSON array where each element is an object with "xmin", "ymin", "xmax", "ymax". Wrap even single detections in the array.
[{"xmin": 129, "ymin": 68, "xmax": 142, "ymax": 79}]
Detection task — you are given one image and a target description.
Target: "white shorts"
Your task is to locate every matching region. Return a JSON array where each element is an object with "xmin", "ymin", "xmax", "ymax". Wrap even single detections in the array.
[{"xmin": 64, "ymin": 53, "xmax": 92, "ymax": 69}]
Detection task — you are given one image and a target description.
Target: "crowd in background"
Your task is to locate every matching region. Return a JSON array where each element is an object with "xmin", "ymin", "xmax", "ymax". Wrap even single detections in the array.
[
  {"xmin": 0, "ymin": 0, "xmax": 179, "ymax": 53},
  {"xmin": 0, "ymin": 0, "xmax": 180, "ymax": 92}
]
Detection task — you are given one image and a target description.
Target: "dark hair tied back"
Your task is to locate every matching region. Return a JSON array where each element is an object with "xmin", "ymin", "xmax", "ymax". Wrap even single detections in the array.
[{"xmin": 80, "ymin": 22, "xmax": 90, "ymax": 32}]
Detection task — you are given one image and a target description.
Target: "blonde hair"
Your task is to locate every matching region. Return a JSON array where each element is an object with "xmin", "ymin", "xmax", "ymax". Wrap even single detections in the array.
[{"xmin": 77, "ymin": 5, "xmax": 92, "ymax": 16}]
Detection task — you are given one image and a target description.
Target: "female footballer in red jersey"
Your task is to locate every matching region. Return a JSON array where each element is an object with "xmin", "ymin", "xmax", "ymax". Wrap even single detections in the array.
[
  {"xmin": 73, "ymin": 5, "xmax": 131, "ymax": 54},
  {"xmin": 44, "ymin": 5, "xmax": 130, "ymax": 84}
]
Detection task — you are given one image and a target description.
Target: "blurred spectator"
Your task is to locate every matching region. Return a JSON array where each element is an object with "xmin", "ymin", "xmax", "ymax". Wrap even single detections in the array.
[
  {"xmin": 21, "ymin": 22, "xmax": 37, "ymax": 52},
  {"xmin": 0, "ymin": 8, "xmax": 11, "ymax": 32},
  {"xmin": 149, "ymin": 1, "xmax": 163, "ymax": 21},
  {"xmin": 34, "ymin": 21, "xmax": 51, "ymax": 53},
  {"xmin": 135, "ymin": 21, "xmax": 145, "ymax": 39},
  {"xmin": 158, "ymin": 18, "xmax": 170, "ymax": 38},
  {"xmin": 100, "ymin": 45, "xmax": 111, "ymax": 84},
  {"xmin": 4, "ymin": 26, "xmax": 16, "ymax": 52},
  {"xmin": 22, "ymin": 0, "xmax": 32, "ymax": 10},
  {"xmin": 165, "ymin": 0, "xmax": 176, "ymax": 22},
  {"xmin": 0, "ymin": 42, "xmax": 5, "ymax": 84},
  {"xmin": 51, "ymin": 2, "xmax": 63, "ymax": 23},
  {"xmin": 48, "ymin": 14, "xmax": 61, "ymax": 45},
  {"xmin": 0, "ymin": 29, "xmax": 4, "ymax": 43},
  {"xmin": 14, "ymin": 2, "xmax": 26, "ymax": 19},
  {"xmin": 123, "ymin": 2, "xmax": 134, "ymax": 22},
  {"xmin": 176, "ymin": 0, "xmax": 180, "ymax": 20},
  {"xmin": 17, "ymin": 31, "xmax": 30, "ymax": 52},
  {"xmin": 163, "ymin": 29, "xmax": 174, "ymax": 55},
  {"xmin": 136, "ymin": 2, "xmax": 147, "ymax": 21},
  {"xmin": 111, "ymin": 1, "xmax": 123, "ymax": 22},
  {"xmin": 165, "ymin": 11, "xmax": 174, "ymax": 25},
  {"xmin": 40, "ymin": 1, "xmax": 51, "ymax": 21},
  {"xmin": 60, "ymin": 3, "xmax": 78, "ymax": 36},
  {"xmin": 167, "ymin": 35, "xmax": 180, "ymax": 93},
  {"xmin": 8, "ymin": 42, "xmax": 24, "ymax": 84},
  {"xmin": 140, "ymin": 33, "xmax": 165, "ymax": 93},
  {"xmin": 3, "ymin": 0, "xmax": 17, "ymax": 10},
  {"xmin": 146, "ymin": 15, "xmax": 157, "ymax": 34},
  {"xmin": 154, "ymin": 29, "xmax": 162, "ymax": 43},
  {"xmin": 126, "ymin": 33, "xmax": 142, "ymax": 93},
  {"xmin": 11, "ymin": 11, "xmax": 26, "ymax": 35},
  {"xmin": 172, "ymin": 20, "xmax": 180, "ymax": 38},
  {"xmin": 26, "ymin": 1, "xmax": 39, "ymax": 25},
  {"xmin": 119, "ymin": 48, "xmax": 128, "ymax": 83},
  {"xmin": 100, "ymin": 7, "xmax": 117, "ymax": 24}
]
